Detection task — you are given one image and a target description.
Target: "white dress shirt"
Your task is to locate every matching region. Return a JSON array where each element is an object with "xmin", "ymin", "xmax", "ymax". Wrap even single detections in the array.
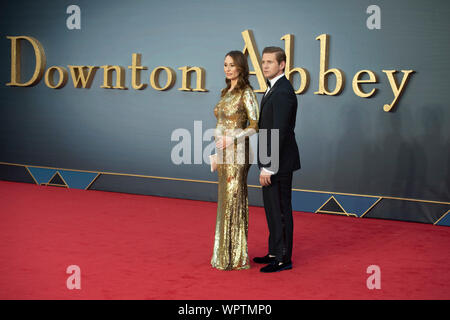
[{"xmin": 264, "ymin": 73, "xmax": 284, "ymax": 96}]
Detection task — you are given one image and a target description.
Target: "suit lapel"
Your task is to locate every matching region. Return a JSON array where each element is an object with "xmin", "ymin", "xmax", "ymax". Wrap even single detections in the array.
[
  {"xmin": 260, "ymin": 75, "xmax": 286, "ymax": 118},
  {"xmin": 260, "ymin": 87, "xmax": 273, "ymax": 108}
]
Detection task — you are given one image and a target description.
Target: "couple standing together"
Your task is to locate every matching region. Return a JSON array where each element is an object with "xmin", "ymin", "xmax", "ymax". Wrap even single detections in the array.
[{"xmin": 210, "ymin": 47, "xmax": 301, "ymax": 273}]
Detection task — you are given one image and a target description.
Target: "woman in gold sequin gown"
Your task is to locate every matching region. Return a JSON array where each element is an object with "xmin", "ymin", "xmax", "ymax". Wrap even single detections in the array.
[{"xmin": 210, "ymin": 51, "xmax": 259, "ymax": 270}]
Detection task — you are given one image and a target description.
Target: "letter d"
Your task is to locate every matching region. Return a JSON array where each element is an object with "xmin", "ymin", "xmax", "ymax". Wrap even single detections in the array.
[{"xmin": 6, "ymin": 36, "xmax": 46, "ymax": 87}]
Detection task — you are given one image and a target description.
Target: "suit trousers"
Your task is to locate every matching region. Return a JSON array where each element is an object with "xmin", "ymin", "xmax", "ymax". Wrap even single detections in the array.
[{"xmin": 262, "ymin": 171, "xmax": 294, "ymax": 263}]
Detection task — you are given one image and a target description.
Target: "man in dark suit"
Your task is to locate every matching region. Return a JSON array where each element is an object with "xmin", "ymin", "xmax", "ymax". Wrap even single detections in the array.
[{"xmin": 255, "ymin": 46, "xmax": 301, "ymax": 273}]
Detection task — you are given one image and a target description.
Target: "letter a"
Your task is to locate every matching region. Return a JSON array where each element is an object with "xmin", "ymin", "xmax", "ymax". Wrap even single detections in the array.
[
  {"xmin": 242, "ymin": 30, "xmax": 266, "ymax": 93},
  {"xmin": 366, "ymin": 265, "xmax": 381, "ymax": 289},
  {"xmin": 366, "ymin": 5, "xmax": 381, "ymax": 30},
  {"xmin": 66, "ymin": 265, "xmax": 81, "ymax": 290},
  {"xmin": 171, "ymin": 128, "xmax": 192, "ymax": 165},
  {"xmin": 66, "ymin": 5, "xmax": 81, "ymax": 30}
]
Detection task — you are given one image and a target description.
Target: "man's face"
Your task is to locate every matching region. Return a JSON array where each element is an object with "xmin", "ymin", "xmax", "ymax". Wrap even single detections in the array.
[{"xmin": 262, "ymin": 53, "xmax": 285, "ymax": 80}]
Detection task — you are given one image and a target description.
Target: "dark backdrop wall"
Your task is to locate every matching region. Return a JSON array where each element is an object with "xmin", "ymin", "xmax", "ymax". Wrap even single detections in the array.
[{"xmin": 1, "ymin": 0, "xmax": 449, "ymax": 225}]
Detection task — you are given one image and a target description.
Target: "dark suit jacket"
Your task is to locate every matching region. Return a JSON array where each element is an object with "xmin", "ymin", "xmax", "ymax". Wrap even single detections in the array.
[{"xmin": 257, "ymin": 75, "xmax": 301, "ymax": 174}]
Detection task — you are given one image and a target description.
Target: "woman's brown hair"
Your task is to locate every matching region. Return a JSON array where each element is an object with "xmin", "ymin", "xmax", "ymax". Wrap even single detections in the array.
[{"xmin": 221, "ymin": 50, "xmax": 253, "ymax": 97}]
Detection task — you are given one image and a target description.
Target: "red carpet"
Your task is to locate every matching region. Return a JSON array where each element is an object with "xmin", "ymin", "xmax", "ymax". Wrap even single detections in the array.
[{"xmin": 0, "ymin": 180, "xmax": 449, "ymax": 300}]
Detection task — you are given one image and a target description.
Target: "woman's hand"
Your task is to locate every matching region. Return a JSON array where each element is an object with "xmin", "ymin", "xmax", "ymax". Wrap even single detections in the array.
[
  {"xmin": 209, "ymin": 154, "xmax": 217, "ymax": 172},
  {"xmin": 215, "ymin": 135, "xmax": 234, "ymax": 150}
]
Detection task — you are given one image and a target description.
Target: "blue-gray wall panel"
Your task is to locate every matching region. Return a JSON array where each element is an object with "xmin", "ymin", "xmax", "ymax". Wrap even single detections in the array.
[{"xmin": 1, "ymin": 0, "xmax": 449, "ymax": 208}]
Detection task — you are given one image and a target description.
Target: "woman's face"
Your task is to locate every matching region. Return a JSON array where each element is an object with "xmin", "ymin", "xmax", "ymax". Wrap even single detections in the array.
[{"xmin": 224, "ymin": 55, "xmax": 239, "ymax": 81}]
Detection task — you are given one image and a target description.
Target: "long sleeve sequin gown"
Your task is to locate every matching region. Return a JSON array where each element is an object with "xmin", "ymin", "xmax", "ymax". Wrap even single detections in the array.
[{"xmin": 211, "ymin": 86, "xmax": 259, "ymax": 270}]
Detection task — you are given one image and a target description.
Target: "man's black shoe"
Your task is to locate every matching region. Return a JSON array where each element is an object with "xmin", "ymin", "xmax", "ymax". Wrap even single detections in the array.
[
  {"xmin": 253, "ymin": 254, "xmax": 276, "ymax": 264},
  {"xmin": 260, "ymin": 261, "xmax": 292, "ymax": 273}
]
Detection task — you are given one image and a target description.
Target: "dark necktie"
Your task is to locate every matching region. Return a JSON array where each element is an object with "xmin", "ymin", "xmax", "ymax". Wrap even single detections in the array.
[
  {"xmin": 261, "ymin": 80, "xmax": 272, "ymax": 103},
  {"xmin": 264, "ymin": 80, "xmax": 271, "ymax": 97}
]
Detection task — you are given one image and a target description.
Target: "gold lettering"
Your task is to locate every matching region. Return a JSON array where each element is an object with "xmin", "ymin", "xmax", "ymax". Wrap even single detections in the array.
[
  {"xmin": 100, "ymin": 65, "xmax": 128, "ymax": 89},
  {"xmin": 67, "ymin": 66, "xmax": 99, "ymax": 88},
  {"xmin": 178, "ymin": 66, "xmax": 208, "ymax": 92},
  {"xmin": 281, "ymin": 34, "xmax": 310, "ymax": 94},
  {"xmin": 150, "ymin": 66, "xmax": 175, "ymax": 91},
  {"xmin": 241, "ymin": 29, "xmax": 266, "ymax": 93},
  {"xmin": 128, "ymin": 53, "xmax": 147, "ymax": 90},
  {"xmin": 382, "ymin": 70, "xmax": 414, "ymax": 112},
  {"xmin": 44, "ymin": 66, "xmax": 68, "ymax": 89},
  {"xmin": 352, "ymin": 70, "xmax": 377, "ymax": 98},
  {"xmin": 314, "ymin": 34, "xmax": 345, "ymax": 96},
  {"xmin": 6, "ymin": 36, "xmax": 46, "ymax": 87},
  {"xmin": 5, "ymin": 33, "xmax": 415, "ymax": 113}
]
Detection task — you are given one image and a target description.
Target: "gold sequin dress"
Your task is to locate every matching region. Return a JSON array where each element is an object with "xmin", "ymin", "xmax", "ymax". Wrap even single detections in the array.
[{"xmin": 211, "ymin": 86, "xmax": 259, "ymax": 270}]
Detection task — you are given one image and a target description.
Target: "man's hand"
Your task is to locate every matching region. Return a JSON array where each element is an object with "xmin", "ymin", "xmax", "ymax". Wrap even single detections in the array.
[{"xmin": 259, "ymin": 170, "xmax": 272, "ymax": 186}]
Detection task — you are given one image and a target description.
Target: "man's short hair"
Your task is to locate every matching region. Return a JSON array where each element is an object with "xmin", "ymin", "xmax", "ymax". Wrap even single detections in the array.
[{"xmin": 262, "ymin": 46, "xmax": 287, "ymax": 65}]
